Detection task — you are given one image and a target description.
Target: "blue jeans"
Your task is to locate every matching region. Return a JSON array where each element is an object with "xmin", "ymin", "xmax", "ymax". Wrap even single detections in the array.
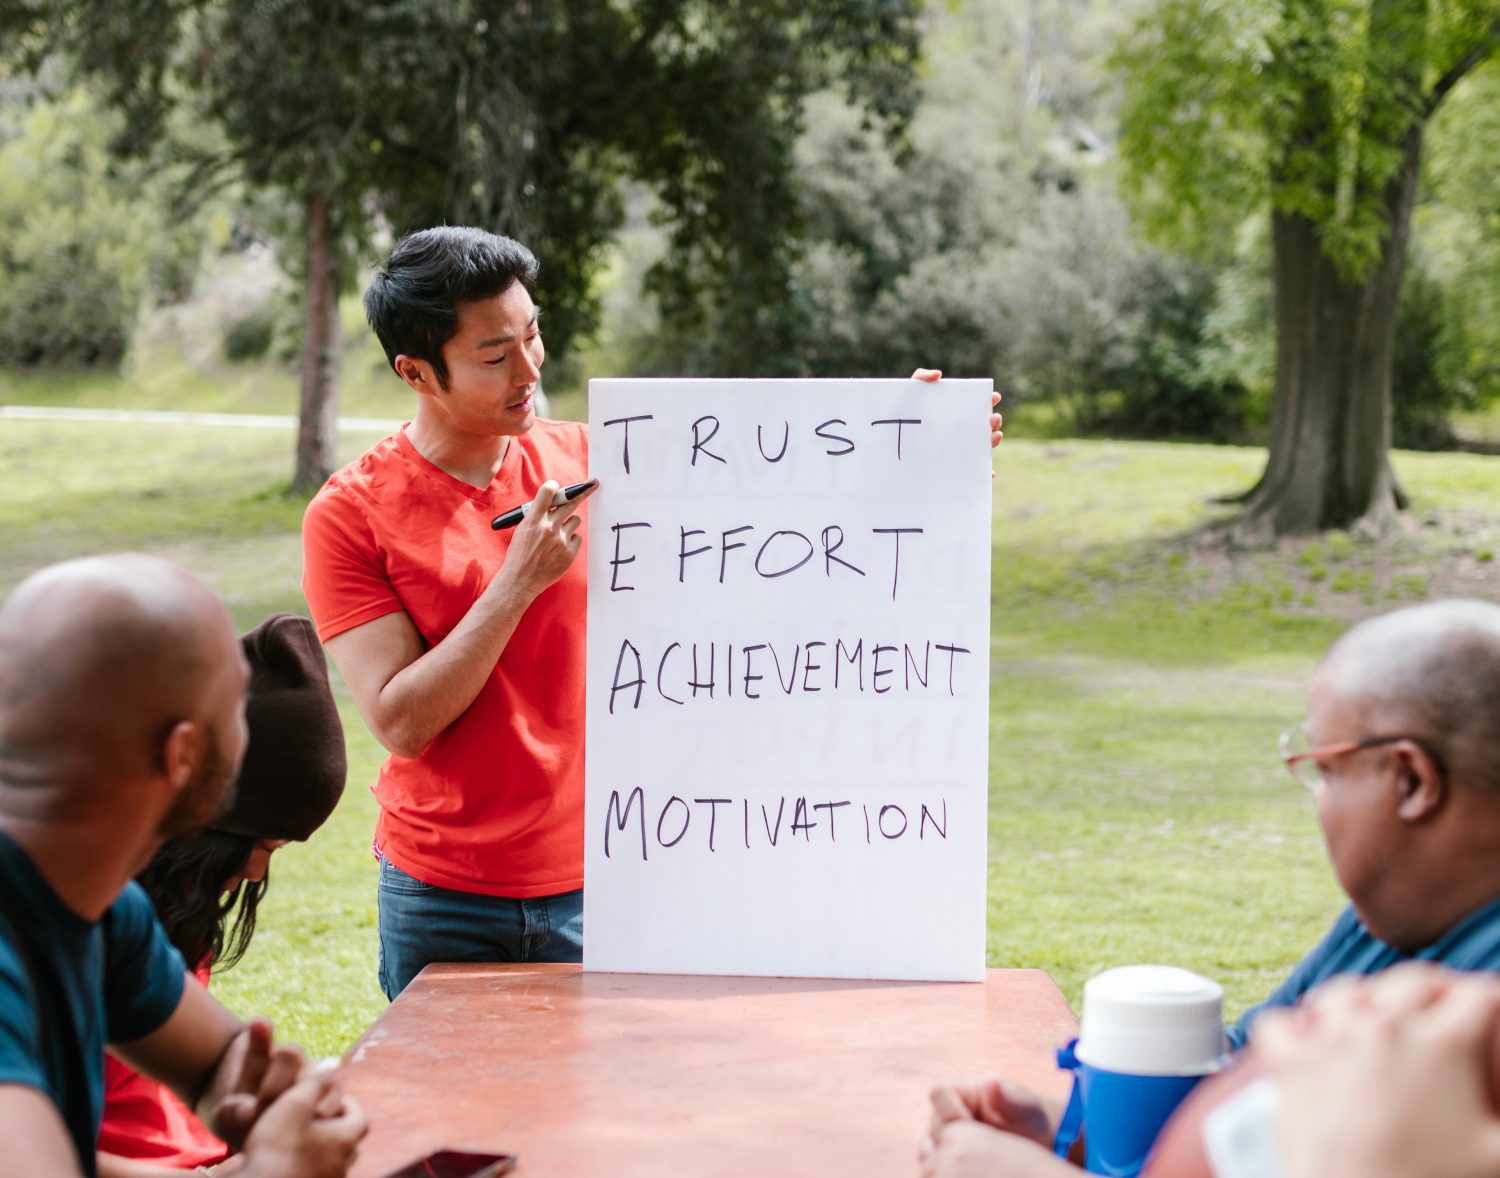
[{"xmin": 376, "ymin": 857, "xmax": 584, "ymax": 1000}]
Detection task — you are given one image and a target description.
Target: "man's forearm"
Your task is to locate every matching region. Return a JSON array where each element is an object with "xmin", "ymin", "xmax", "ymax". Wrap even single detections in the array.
[
  {"xmin": 111, "ymin": 989, "xmax": 246, "ymax": 1132},
  {"xmin": 367, "ymin": 569, "xmax": 538, "ymax": 756}
]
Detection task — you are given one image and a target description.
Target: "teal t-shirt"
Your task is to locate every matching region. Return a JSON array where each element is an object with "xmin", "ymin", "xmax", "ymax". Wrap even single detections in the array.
[
  {"xmin": 1229, "ymin": 893, "xmax": 1500, "ymax": 1049},
  {"xmin": 0, "ymin": 830, "xmax": 186, "ymax": 1176}
]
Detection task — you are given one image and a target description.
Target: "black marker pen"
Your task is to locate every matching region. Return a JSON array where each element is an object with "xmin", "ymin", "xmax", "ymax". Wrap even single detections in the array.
[{"xmin": 490, "ymin": 478, "xmax": 598, "ymax": 530}]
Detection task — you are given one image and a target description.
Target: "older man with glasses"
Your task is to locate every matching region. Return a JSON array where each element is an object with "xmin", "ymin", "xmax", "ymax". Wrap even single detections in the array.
[
  {"xmin": 1225, "ymin": 597, "xmax": 1500, "ymax": 1047},
  {"xmin": 921, "ymin": 598, "xmax": 1500, "ymax": 1178}
]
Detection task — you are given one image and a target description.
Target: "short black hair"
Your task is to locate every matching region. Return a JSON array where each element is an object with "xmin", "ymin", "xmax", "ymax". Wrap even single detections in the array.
[{"xmin": 365, "ymin": 226, "xmax": 539, "ymax": 388}]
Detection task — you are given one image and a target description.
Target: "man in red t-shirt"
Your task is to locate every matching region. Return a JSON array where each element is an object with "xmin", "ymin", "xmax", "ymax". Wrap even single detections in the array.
[
  {"xmin": 303, "ymin": 227, "xmax": 596, "ymax": 998},
  {"xmin": 304, "ymin": 226, "xmax": 1004, "ymax": 1000}
]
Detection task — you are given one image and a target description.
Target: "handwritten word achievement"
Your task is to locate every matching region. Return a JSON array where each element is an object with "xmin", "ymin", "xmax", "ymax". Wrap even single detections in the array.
[{"xmin": 585, "ymin": 378, "xmax": 993, "ymax": 980}]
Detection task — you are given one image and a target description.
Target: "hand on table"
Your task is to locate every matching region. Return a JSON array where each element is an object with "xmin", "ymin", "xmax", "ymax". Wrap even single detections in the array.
[
  {"xmin": 926, "ymin": 1076, "xmax": 1057, "ymax": 1151},
  {"xmin": 920, "ymin": 1120, "xmax": 1077, "ymax": 1178},
  {"xmin": 911, "ymin": 368, "xmax": 1004, "ymax": 452},
  {"xmin": 1255, "ymin": 964, "xmax": 1500, "ymax": 1178}
]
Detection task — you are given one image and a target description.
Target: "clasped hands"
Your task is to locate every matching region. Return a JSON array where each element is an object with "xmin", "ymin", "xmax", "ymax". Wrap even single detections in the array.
[{"xmin": 204, "ymin": 1018, "xmax": 368, "ymax": 1175}]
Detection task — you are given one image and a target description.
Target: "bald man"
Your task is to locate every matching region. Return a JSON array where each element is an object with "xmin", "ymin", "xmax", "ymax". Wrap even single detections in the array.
[
  {"xmin": 0, "ymin": 555, "xmax": 366, "ymax": 1178},
  {"xmin": 921, "ymin": 599, "xmax": 1500, "ymax": 1178}
]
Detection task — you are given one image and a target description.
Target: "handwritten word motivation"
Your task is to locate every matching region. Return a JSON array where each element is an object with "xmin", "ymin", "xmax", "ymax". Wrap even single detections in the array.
[
  {"xmin": 608, "ymin": 635, "xmax": 973, "ymax": 713},
  {"xmin": 602, "ymin": 787, "xmax": 950, "ymax": 860},
  {"xmin": 601, "ymin": 414, "xmax": 925, "ymax": 474}
]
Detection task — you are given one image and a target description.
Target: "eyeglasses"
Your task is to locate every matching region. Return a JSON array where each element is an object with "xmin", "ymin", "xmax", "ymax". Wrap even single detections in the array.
[{"xmin": 1277, "ymin": 722, "xmax": 1410, "ymax": 790}]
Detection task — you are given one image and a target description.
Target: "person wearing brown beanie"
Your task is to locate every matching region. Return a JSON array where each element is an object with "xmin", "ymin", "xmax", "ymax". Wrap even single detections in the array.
[
  {"xmin": 96, "ymin": 613, "xmax": 348, "ymax": 1178},
  {"xmin": 0, "ymin": 558, "xmax": 365, "ymax": 1178}
]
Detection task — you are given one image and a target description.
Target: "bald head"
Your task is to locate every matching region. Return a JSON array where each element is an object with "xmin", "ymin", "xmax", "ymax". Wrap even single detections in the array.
[
  {"xmin": 1319, "ymin": 599, "xmax": 1500, "ymax": 793},
  {"xmin": 0, "ymin": 555, "xmax": 247, "ymax": 813}
]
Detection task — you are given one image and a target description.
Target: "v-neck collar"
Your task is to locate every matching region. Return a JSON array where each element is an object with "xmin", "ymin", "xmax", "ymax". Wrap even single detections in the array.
[{"xmin": 395, "ymin": 426, "xmax": 515, "ymax": 502}]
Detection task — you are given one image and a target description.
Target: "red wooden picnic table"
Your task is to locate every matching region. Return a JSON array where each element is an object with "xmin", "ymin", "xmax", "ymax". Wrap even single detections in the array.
[{"xmin": 341, "ymin": 963, "xmax": 1077, "ymax": 1178}]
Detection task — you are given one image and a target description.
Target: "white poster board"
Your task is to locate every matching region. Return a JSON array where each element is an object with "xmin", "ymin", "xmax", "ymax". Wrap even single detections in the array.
[{"xmin": 584, "ymin": 378, "xmax": 992, "ymax": 980}]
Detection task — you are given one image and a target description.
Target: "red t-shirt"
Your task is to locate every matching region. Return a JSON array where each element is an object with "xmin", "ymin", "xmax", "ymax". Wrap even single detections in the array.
[
  {"xmin": 301, "ymin": 420, "xmax": 589, "ymax": 896},
  {"xmin": 97, "ymin": 964, "xmax": 228, "ymax": 1168}
]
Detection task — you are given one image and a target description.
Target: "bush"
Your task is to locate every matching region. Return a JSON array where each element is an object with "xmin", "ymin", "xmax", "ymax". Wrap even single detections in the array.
[
  {"xmin": 222, "ymin": 303, "xmax": 278, "ymax": 362},
  {"xmin": 785, "ymin": 96, "xmax": 1250, "ymax": 441},
  {"xmin": 1391, "ymin": 262, "xmax": 1468, "ymax": 451},
  {"xmin": 0, "ymin": 88, "xmax": 206, "ymax": 369},
  {"xmin": 1086, "ymin": 260, "xmax": 1253, "ymax": 442}
]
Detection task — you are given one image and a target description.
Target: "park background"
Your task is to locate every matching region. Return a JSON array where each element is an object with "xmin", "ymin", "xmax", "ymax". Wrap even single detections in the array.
[{"xmin": 1, "ymin": 0, "xmax": 1498, "ymax": 1055}]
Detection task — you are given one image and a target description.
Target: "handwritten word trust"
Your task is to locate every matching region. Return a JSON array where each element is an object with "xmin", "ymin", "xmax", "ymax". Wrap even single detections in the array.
[{"xmin": 600, "ymin": 413, "xmax": 926, "ymax": 472}]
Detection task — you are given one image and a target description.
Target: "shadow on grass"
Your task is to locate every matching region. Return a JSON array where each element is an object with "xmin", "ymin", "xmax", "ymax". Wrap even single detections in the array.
[{"xmin": 994, "ymin": 532, "xmax": 1346, "ymax": 669}]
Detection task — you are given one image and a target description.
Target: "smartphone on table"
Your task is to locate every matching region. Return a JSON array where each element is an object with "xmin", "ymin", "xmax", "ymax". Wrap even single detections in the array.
[{"xmin": 376, "ymin": 1148, "xmax": 518, "ymax": 1178}]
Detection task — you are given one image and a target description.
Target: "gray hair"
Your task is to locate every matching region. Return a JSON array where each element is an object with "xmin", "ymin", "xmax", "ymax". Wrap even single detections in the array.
[{"xmin": 1322, "ymin": 599, "xmax": 1500, "ymax": 793}]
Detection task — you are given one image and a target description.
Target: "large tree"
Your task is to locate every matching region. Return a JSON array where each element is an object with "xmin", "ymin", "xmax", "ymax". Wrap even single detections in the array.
[
  {"xmin": 5, "ymin": 0, "xmax": 920, "ymax": 489},
  {"xmin": 1116, "ymin": 0, "xmax": 1500, "ymax": 537},
  {"xmin": 3, "ymin": 0, "xmax": 448, "ymax": 488}
]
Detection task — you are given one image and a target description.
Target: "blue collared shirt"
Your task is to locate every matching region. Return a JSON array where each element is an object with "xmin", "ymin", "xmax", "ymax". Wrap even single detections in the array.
[
  {"xmin": 1229, "ymin": 893, "xmax": 1500, "ymax": 1049},
  {"xmin": 0, "ymin": 831, "xmax": 186, "ymax": 1176}
]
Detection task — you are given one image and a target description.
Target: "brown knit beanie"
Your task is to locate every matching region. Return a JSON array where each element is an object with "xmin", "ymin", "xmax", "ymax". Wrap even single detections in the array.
[{"xmin": 211, "ymin": 613, "xmax": 346, "ymax": 841}]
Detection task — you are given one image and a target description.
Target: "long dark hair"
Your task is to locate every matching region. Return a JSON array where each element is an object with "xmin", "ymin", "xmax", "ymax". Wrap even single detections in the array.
[{"xmin": 137, "ymin": 830, "xmax": 266, "ymax": 971}]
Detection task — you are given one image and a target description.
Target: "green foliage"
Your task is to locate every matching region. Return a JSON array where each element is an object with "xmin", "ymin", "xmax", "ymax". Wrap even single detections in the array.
[
  {"xmin": 222, "ymin": 303, "xmax": 277, "ymax": 363},
  {"xmin": 1088, "ymin": 262, "xmax": 1254, "ymax": 441},
  {"xmin": 1263, "ymin": 0, "xmax": 1426, "ymax": 278},
  {"xmin": 1194, "ymin": 216, "xmax": 1276, "ymax": 420},
  {"xmin": 1115, "ymin": 0, "xmax": 1500, "ymax": 503},
  {"xmin": 14, "ymin": 0, "xmax": 922, "ymax": 374},
  {"xmin": 0, "ymin": 89, "xmax": 204, "ymax": 367},
  {"xmin": 1112, "ymin": 0, "xmax": 1279, "ymax": 263},
  {"xmin": 1421, "ymin": 59, "xmax": 1500, "ymax": 409},
  {"xmin": 582, "ymin": 0, "xmax": 1265, "ymax": 439},
  {"xmin": 777, "ymin": 92, "xmax": 1251, "ymax": 437},
  {"xmin": 1197, "ymin": 215, "xmax": 1484, "ymax": 451},
  {"xmin": 624, "ymin": 0, "xmax": 1111, "ymax": 378},
  {"xmin": 8, "ymin": 0, "xmax": 1497, "ymax": 455},
  {"xmin": 778, "ymin": 87, "xmax": 1034, "ymax": 379},
  {"xmin": 1391, "ymin": 256, "xmax": 1470, "ymax": 449},
  {"xmin": 613, "ymin": 0, "xmax": 925, "ymax": 373},
  {"xmin": 1116, "ymin": 0, "xmax": 1500, "ymax": 281}
]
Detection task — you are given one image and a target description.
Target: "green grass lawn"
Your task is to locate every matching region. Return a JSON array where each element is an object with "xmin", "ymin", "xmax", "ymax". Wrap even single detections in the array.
[{"xmin": 3, "ymin": 404, "xmax": 1498, "ymax": 1055}]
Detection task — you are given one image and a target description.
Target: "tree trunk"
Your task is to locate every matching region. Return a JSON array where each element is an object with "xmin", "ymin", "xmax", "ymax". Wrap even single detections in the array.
[
  {"xmin": 293, "ymin": 189, "xmax": 341, "ymax": 493},
  {"xmin": 1235, "ymin": 121, "xmax": 1424, "ymax": 540}
]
